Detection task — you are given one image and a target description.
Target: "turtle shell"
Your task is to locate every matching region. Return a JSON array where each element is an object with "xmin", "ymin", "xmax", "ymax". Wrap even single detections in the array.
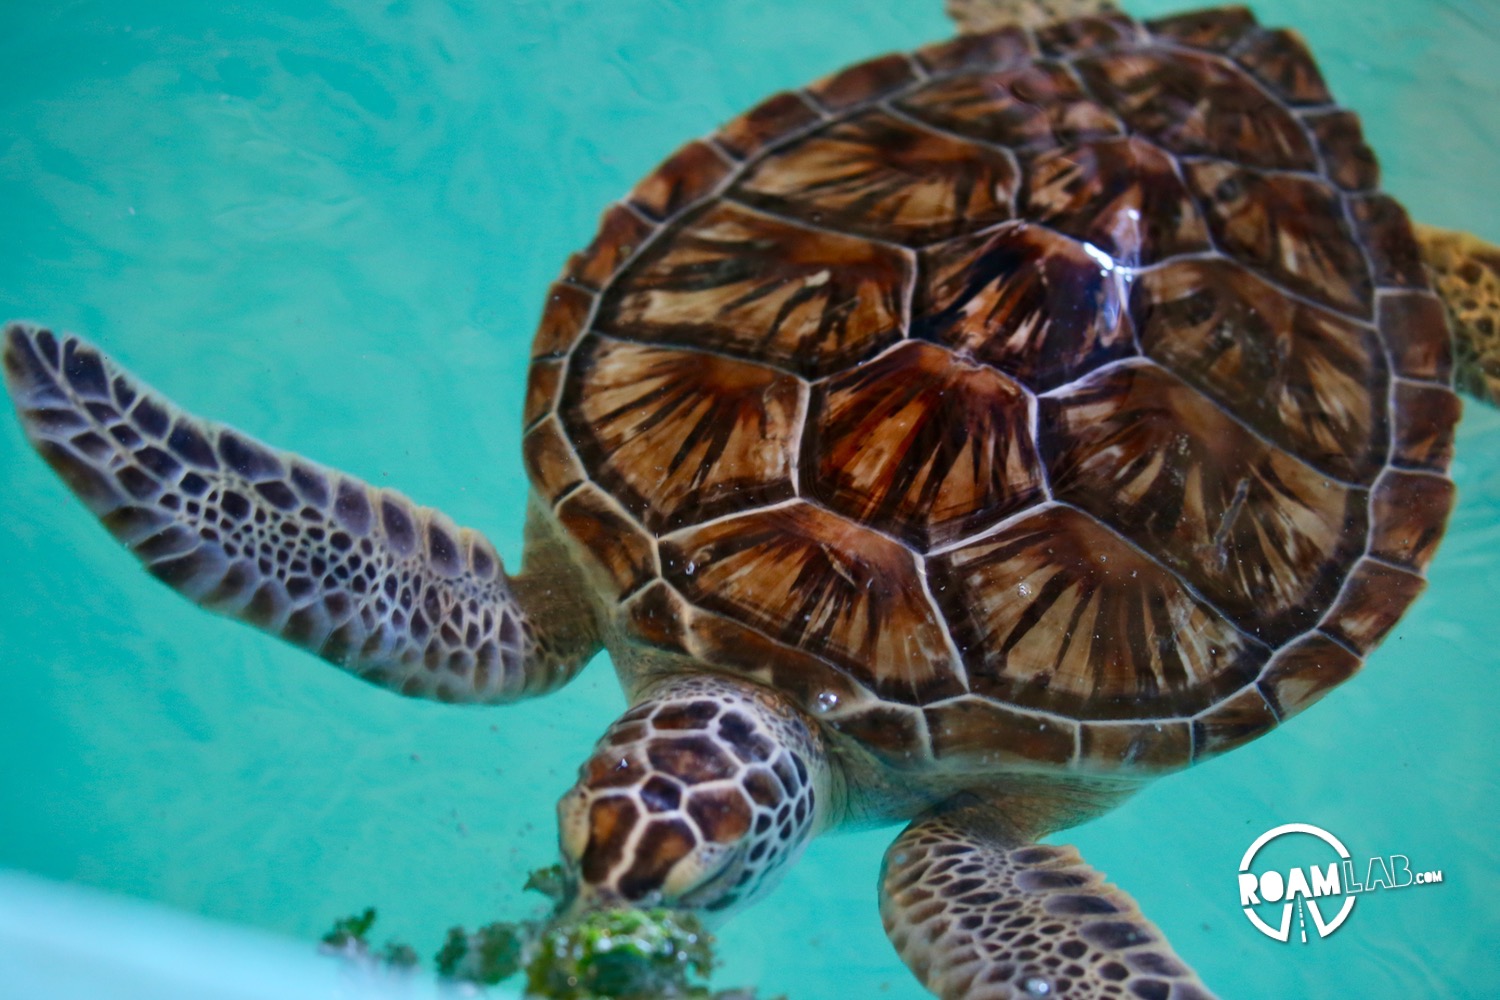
[{"xmin": 523, "ymin": 6, "xmax": 1461, "ymax": 776}]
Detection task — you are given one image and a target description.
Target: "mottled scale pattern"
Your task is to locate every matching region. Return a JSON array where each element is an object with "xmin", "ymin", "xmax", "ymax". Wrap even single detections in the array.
[
  {"xmin": 1416, "ymin": 225, "xmax": 1500, "ymax": 405},
  {"xmin": 526, "ymin": 6, "xmax": 1460, "ymax": 771},
  {"xmin": 5, "ymin": 326, "xmax": 563, "ymax": 703},
  {"xmin": 881, "ymin": 801, "xmax": 1216, "ymax": 1000}
]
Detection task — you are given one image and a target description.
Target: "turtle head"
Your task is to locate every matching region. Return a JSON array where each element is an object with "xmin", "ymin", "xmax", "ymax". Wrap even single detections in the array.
[{"xmin": 556, "ymin": 676, "xmax": 826, "ymax": 917}]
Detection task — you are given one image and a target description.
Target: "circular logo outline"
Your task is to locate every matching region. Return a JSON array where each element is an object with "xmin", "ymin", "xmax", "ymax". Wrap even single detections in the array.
[{"xmin": 1239, "ymin": 822, "xmax": 1356, "ymax": 942}]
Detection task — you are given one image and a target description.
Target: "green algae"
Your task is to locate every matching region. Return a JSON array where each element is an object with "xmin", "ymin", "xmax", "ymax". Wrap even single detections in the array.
[{"xmin": 319, "ymin": 868, "xmax": 781, "ymax": 999}]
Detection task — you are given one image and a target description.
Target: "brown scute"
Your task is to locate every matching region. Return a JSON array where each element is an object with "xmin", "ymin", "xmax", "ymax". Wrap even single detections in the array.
[
  {"xmin": 561, "ymin": 337, "xmax": 799, "ymax": 532},
  {"xmin": 661, "ymin": 502, "xmax": 961, "ymax": 704},
  {"xmin": 520, "ymin": 416, "xmax": 584, "ymax": 503},
  {"xmin": 647, "ymin": 734, "xmax": 737, "ymax": 785},
  {"xmin": 628, "ymin": 141, "xmax": 733, "ymax": 222},
  {"xmin": 714, "ymin": 91, "xmax": 823, "ymax": 161},
  {"xmin": 805, "ymin": 341, "xmax": 1044, "ymax": 550},
  {"xmin": 1192, "ymin": 686, "xmax": 1279, "ymax": 761},
  {"xmin": 1350, "ymin": 195, "xmax": 1429, "ymax": 290},
  {"xmin": 531, "ymin": 282, "xmax": 594, "ymax": 358},
  {"xmin": 1184, "ymin": 159, "xmax": 1373, "ymax": 316},
  {"xmin": 913, "ymin": 24, "xmax": 1035, "ymax": 76},
  {"xmin": 1319, "ymin": 559, "xmax": 1427, "ymax": 655},
  {"xmin": 618, "ymin": 818, "xmax": 697, "ymax": 900},
  {"xmin": 1131, "ymin": 259, "xmax": 1389, "ymax": 484},
  {"xmin": 686, "ymin": 786, "xmax": 754, "ymax": 843},
  {"xmin": 1145, "ymin": 6, "xmax": 1258, "ymax": 52},
  {"xmin": 917, "ymin": 221, "xmax": 1134, "ymax": 391},
  {"xmin": 1257, "ymin": 633, "xmax": 1362, "ymax": 721},
  {"xmin": 1041, "ymin": 362, "xmax": 1368, "ymax": 645},
  {"xmin": 924, "ymin": 697, "xmax": 1076, "ymax": 765},
  {"xmin": 1075, "ymin": 48, "xmax": 1316, "ymax": 171},
  {"xmin": 598, "ymin": 200, "xmax": 909, "ymax": 378},
  {"xmin": 563, "ymin": 204, "xmax": 655, "ymax": 291},
  {"xmin": 1232, "ymin": 28, "xmax": 1332, "ymax": 106},
  {"xmin": 522, "ymin": 358, "xmax": 561, "ymax": 429},
  {"xmin": 554, "ymin": 486, "xmax": 655, "ymax": 598},
  {"xmin": 1374, "ymin": 294, "xmax": 1453, "ymax": 388},
  {"xmin": 733, "ymin": 110, "xmax": 1018, "ymax": 244},
  {"xmin": 623, "ymin": 582, "xmax": 692, "ymax": 655},
  {"xmin": 1370, "ymin": 471, "xmax": 1456, "ymax": 573},
  {"xmin": 1078, "ymin": 721, "xmax": 1192, "ymax": 773},
  {"xmin": 1391, "ymin": 381, "xmax": 1461, "ymax": 472},
  {"xmin": 825, "ymin": 702, "xmax": 929, "ymax": 769},
  {"xmin": 1022, "ymin": 136, "xmax": 1210, "ymax": 266},
  {"xmin": 1303, "ymin": 110, "xmax": 1380, "ymax": 192},
  {"xmin": 897, "ymin": 61, "xmax": 1123, "ymax": 151},
  {"xmin": 929, "ymin": 505, "xmax": 1262, "ymax": 720},
  {"xmin": 581, "ymin": 796, "xmax": 639, "ymax": 883},
  {"xmin": 807, "ymin": 52, "xmax": 919, "ymax": 111},
  {"xmin": 688, "ymin": 607, "xmax": 853, "ymax": 705}
]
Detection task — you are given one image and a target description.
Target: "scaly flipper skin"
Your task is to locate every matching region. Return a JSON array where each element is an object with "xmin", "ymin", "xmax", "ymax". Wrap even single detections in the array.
[
  {"xmin": 3, "ymin": 323, "xmax": 595, "ymax": 703},
  {"xmin": 1415, "ymin": 225, "xmax": 1500, "ymax": 407},
  {"xmin": 946, "ymin": 0, "xmax": 1117, "ymax": 33},
  {"xmin": 881, "ymin": 796, "xmax": 1216, "ymax": 1000}
]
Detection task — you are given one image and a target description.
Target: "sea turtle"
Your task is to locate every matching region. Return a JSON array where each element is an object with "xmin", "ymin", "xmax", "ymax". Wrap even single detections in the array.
[{"xmin": 6, "ymin": 0, "xmax": 1499, "ymax": 997}]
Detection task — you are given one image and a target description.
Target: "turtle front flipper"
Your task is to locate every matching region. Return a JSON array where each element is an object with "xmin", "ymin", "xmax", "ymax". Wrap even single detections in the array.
[
  {"xmin": 1414, "ymin": 225, "xmax": 1500, "ymax": 407},
  {"xmin": 3, "ymin": 324, "xmax": 600, "ymax": 702},
  {"xmin": 880, "ymin": 795, "xmax": 1217, "ymax": 1000}
]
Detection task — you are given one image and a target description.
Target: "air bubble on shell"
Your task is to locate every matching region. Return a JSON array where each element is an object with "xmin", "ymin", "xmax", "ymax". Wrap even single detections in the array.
[
  {"xmin": 1023, "ymin": 976, "xmax": 1053, "ymax": 996},
  {"xmin": 814, "ymin": 691, "xmax": 839, "ymax": 714},
  {"xmin": 1017, "ymin": 582, "xmax": 1033, "ymax": 599}
]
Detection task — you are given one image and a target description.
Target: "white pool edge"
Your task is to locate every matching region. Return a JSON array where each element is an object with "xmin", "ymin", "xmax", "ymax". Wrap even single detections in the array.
[{"xmin": 0, "ymin": 868, "xmax": 520, "ymax": 1000}]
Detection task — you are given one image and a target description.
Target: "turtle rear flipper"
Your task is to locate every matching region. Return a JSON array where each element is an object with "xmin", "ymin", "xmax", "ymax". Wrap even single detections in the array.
[
  {"xmin": 945, "ymin": 0, "xmax": 1118, "ymax": 33},
  {"xmin": 1415, "ymin": 225, "xmax": 1500, "ymax": 407},
  {"xmin": 3, "ymin": 324, "xmax": 600, "ymax": 702},
  {"xmin": 880, "ymin": 794, "xmax": 1218, "ymax": 1000}
]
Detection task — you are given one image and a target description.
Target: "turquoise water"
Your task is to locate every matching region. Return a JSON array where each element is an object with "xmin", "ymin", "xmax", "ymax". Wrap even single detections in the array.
[{"xmin": 0, "ymin": 1, "xmax": 1496, "ymax": 997}]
